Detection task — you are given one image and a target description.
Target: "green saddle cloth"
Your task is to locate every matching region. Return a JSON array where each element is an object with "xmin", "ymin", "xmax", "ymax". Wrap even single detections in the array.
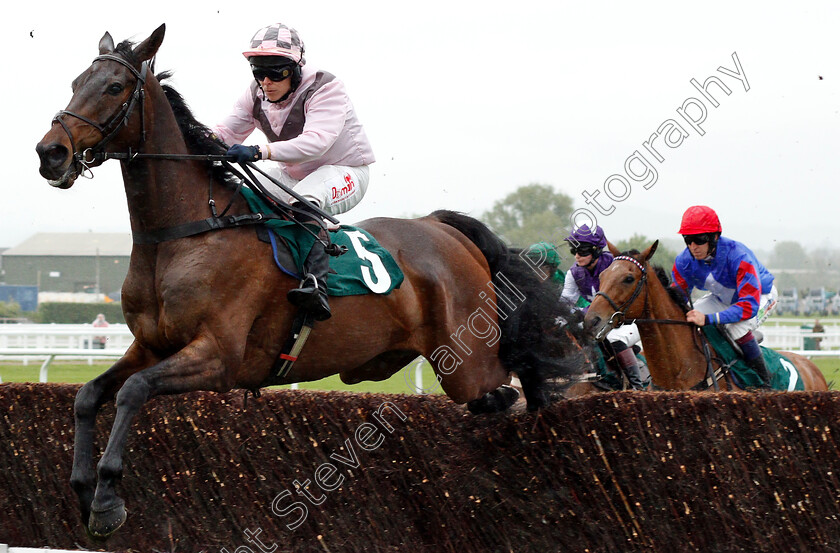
[
  {"xmin": 241, "ymin": 188, "xmax": 404, "ymax": 297},
  {"xmin": 701, "ymin": 326, "xmax": 804, "ymax": 391}
]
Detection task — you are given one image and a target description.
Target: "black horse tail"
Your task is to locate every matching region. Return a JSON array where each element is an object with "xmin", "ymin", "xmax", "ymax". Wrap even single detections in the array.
[{"xmin": 430, "ymin": 210, "xmax": 594, "ymax": 410}]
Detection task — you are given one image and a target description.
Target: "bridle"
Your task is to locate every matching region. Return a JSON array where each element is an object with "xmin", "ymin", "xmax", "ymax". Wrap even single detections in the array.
[
  {"xmin": 592, "ymin": 255, "xmax": 727, "ymax": 390},
  {"xmin": 52, "ymin": 54, "xmax": 149, "ymax": 175},
  {"xmin": 592, "ymin": 255, "xmax": 649, "ymax": 340}
]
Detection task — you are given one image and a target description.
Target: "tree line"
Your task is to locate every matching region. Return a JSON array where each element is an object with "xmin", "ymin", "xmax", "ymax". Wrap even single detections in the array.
[{"xmin": 480, "ymin": 183, "xmax": 678, "ymax": 274}]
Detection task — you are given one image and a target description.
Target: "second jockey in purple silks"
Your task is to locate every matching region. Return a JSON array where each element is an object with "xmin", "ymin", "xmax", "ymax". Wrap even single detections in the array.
[{"xmin": 562, "ymin": 225, "xmax": 646, "ymax": 390}]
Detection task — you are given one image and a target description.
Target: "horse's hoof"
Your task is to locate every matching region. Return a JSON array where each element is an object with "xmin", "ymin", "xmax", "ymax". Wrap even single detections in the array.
[
  {"xmin": 467, "ymin": 385, "xmax": 520, "ymax": 414},
  {"xmin": 495, "ymin": 385, "xmax": 520, "ymax": 409},
  {"xmin": 87, "ymin": 501, "xmax": 126, "ymax": 538}
]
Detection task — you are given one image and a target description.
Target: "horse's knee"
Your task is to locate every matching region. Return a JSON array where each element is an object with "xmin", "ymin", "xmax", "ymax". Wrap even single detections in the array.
[
  {"xmin": 74, "ymin": 381, "xmax": 103, "ymax": 420},
  {"xmin": 114, "ymin": 373, "xmax": 152, "ymax": 411}
]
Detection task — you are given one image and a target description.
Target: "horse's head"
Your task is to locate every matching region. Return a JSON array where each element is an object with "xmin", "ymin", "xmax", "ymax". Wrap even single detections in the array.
[
  {"xmin": 35, "ymin": 25, "xmax": 165, "ymax": 188},
  {"xmin": 584, "ymin": 240, "xmax": 658, "ymax": 341}
]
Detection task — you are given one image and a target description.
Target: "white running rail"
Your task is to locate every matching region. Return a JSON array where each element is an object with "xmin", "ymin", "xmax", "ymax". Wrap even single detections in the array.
[
  {"xmin": 0, "ymin": 324, "xmax": 836, "ymax": 385},
  {"xmin": 0, "ymin": 324, "xmax": 133, "ymax": 382}
]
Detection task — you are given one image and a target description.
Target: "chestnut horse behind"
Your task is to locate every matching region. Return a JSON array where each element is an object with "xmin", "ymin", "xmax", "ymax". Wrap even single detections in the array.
[
  {"xmin": 584, "ymin": 241, "xmax": 828, "ymax": 392},
  {"xmin": 35, "ymin": 25, "xmax": 590, "ymax": 538}
]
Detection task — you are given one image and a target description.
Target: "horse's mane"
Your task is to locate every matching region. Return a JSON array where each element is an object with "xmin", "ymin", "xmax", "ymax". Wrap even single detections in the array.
[
  {"xmin": 156, "ymin": 71, "xmax": 239, "ymax": 188},
  {"xmin": 619, "ymin": 249, "xmax": 690, "ymax": 313},
  {"xmin": 114, "ymin": 41, "xmax": 138, "ymax": 65}
]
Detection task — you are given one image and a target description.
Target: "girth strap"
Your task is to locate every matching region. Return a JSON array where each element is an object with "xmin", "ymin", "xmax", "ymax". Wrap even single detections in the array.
[
  {"xmin": 132, "ymin": 213, "xmax": 268, "ymax": 245},
  {"xmin": 690, "ymin": 363, "xmax": 732, "ymax": 391}
]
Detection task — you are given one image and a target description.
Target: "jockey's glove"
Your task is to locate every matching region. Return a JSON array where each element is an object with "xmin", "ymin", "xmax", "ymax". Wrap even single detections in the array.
[{"xmin": 226, "ymin": 144, "xmax": 261, "ymax": 163}]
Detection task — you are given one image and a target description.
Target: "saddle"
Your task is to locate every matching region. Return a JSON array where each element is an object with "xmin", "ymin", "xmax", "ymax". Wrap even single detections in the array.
[
  {"xmin": 243, "ymin": 188, "xmax": 405, "ymax": 383},
  {"xmin": 701, "ymin": 326, "xmax": 803, "ymax": 391},
  {"xmin": 244, "ymin": 188, "xmax": 404, "ymax": 297}
]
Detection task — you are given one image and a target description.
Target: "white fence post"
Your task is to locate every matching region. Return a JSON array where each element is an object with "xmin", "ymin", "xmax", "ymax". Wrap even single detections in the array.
[
  {"xmin": 1, "ymin": 546, "xmax": 113, "ymax": 553},
  {"xmin": 0, "ymin": 325, "xmax": 134, "ymax": 371},
  {"xmin": 414, "ymin": 357, "xmax": 424, "ymax": 391}
]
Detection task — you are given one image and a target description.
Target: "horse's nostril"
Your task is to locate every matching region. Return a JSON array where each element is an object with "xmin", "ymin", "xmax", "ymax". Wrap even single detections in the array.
[
  {"xmin": 37, "ymin": 143, "xmax": 70, "ymax": 171},
  {"xmin": 47, "ymin": 144, "xmax": 69, "ymax": 168}
]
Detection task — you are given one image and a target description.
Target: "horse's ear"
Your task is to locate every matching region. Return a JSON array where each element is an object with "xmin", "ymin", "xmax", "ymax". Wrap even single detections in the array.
[
  {"xmin": 133, "ymin": 24, "xmax": 166, "ymax": 64},
  {"xmin": 642, "ymin": 240, "xmax": 659, "ymax": 262},
  {"xmin": 606, "ymin": 240, "xmax": 620, "ymax": 256},
  {"xmin": 99, "ymin": 32, "xmax": 115, "ymax": 54}
]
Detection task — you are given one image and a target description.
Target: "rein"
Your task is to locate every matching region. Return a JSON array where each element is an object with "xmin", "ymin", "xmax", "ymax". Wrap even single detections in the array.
[{"xmin": 128, "ymin": 157, "xmax": 343, "ymax": 253}]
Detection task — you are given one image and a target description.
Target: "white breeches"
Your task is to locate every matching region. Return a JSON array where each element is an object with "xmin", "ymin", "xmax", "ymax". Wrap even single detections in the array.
[
  {"xmin": 693, "ymin": 285, "xmax": 778, "ymax": 340},
  {"xmin": 608, "ymin": 323, "xmax": 641, "ymax": 348},
  {"xmin": 256, "ymin": 164, "xmax": 370, "ymax": 215}
]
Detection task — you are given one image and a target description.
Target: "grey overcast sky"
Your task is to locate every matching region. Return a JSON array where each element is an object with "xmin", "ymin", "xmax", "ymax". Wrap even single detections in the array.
[{"xmin": 6, "ymin": 1, "xmax": 839, "ymax": 253}]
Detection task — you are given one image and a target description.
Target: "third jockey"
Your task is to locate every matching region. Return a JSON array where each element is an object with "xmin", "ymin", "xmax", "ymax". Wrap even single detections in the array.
[
  {"xmin": 562, "ymin": 225, "xmax": 646, "ymax": 390},
  {"xmin": 672, "ymin": 205, "xmax": 778, "ymax": 388}
]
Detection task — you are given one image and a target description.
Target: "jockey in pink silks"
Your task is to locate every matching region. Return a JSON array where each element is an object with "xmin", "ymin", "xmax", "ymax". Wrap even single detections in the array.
[{"xmin": 213, "ymin": 22, "xmax": 375, "ymax": 321}]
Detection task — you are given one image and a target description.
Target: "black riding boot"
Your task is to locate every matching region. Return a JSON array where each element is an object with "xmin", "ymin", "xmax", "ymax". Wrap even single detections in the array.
[
  {"xmin": 614, "ymin": 342, "xmax": 646, "ymax": 391},
  {"xmin": 737, "ymin": 332, "xmax": 771, "ymax": 389},
  {"xmin": 746, "ymin": 354, "xmax": 772, "ymax": 390},
  {"xmin": 287, "ymin": 203, "xmax": 332, "ymax": 321}
]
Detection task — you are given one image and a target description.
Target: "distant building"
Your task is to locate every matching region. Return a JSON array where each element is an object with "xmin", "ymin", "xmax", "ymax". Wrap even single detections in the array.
[{"xmin": 1, "ymin": 233, "xmax": 131, "ymax": 295}]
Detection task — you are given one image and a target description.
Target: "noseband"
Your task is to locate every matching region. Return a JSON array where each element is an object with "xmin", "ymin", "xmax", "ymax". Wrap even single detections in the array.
[
  {"xmin": 592, "ymin": 255, "xmax": 647, "ymax": 340},
  {"xmin": 52, "ymin": 54, "xmax": 149, "ymax": 172}
]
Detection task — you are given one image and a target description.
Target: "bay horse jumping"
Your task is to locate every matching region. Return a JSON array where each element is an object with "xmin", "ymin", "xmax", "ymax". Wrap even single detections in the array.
[
  {"xmin": 584, "ymin": 241, "xmax": 828, "ymax": 392},
  {"xmin": 35, "ymin": 25, "xmax": 590, "ymax": 538}
]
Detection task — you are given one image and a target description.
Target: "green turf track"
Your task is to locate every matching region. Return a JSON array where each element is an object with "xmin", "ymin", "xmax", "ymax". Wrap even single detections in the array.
[
  {"xmin": 2, "ymin": 356, "xmax": 838, "ymax": 392},
  {"xmin": 0, "ymin": 358, "xmax": 443, "ymax": 395}
]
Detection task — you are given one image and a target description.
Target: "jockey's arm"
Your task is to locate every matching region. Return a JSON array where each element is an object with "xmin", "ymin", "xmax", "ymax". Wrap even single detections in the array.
[
  {"xmin": 706, "ymin": 258, "xmax": 762, "ymax": 326},
  {"xmin": 561, "ymin": 275, "xmax": 582, "ymax": 304}
]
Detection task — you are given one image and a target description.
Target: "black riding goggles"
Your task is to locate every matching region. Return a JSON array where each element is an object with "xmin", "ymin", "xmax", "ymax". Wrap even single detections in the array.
[
  {"xmin": 251, "ymin": 65, "xmax": 294, "ymax": 83},
  {"xmin": 683, "ymin": 233, "xmax": 713, "ymax": 246},
  {"xmin": 570, "ymin": 245, "xmax": 596, "ymax": 256}
]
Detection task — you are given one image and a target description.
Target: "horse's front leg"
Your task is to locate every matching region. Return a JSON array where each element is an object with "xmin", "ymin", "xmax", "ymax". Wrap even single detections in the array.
[
  {"xmin": 87, "ymin": 337, "xmax": 231, "ymax": 538},
  {"xmin": 70, "ymin": 343, "xmax": 157, "ymax": 531}
]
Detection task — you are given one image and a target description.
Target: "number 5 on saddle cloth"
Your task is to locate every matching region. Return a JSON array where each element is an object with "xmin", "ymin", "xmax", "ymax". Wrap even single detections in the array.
[{"xmin": 241, "ymin": 187, "xmax": 404, "ymax": 297}]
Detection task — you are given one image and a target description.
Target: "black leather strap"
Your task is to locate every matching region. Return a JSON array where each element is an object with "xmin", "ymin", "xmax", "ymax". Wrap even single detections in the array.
[{"xmin": 132, "ymin": 213, "xmax": 269, "ymax": 245}]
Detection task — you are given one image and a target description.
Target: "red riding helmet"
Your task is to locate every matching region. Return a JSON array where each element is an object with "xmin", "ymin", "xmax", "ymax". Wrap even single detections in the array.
[{"xmin": 678, "ymin": 205, "xmax": 722, "ymax": 235}]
